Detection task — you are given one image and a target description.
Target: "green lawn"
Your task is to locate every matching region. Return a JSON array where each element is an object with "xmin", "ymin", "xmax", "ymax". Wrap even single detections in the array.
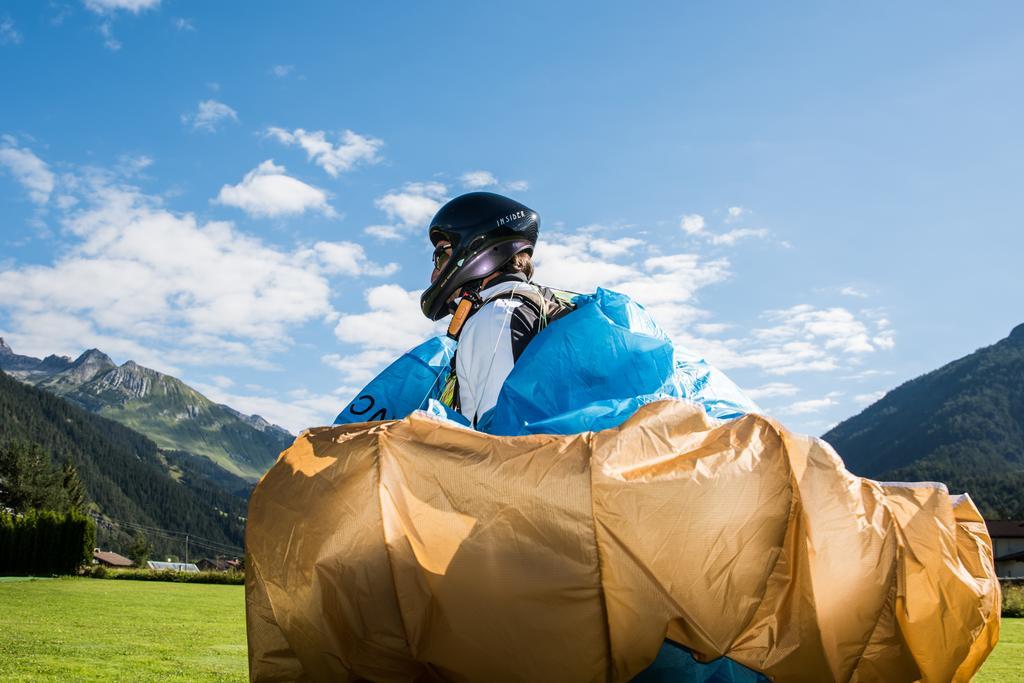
[
  {"xmin": 0, "ymin": 577, "xmax": 246, "ymax": 682},
  {"xmin": 0, "ymin": 576, "xmax": 1020, "ymax": 681},
  {"xmin": 977, "ymin": 616, "xmax": 1024, "ymax": 682}
]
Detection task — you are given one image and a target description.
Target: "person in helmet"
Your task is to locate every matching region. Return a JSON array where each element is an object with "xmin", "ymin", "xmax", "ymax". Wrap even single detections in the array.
[{"xmin": 420, "ymin": 192, "xmax": 573, "ymax": 427}]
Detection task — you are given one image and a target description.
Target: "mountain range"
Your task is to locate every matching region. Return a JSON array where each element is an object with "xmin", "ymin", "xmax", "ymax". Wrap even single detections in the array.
[
  {"xmin": 0, "ymin": 369, "xmax": 250, "ymax": 557},
  {"xmin": 825, "ymin": 323, "xmax": 1024, "ymax": 519},
  {"xmin": 0, "ymin": 339, "xmax": 293, "ymax": 481},
  {"xmin": 3, "ymin": 319, "xmax": 1021, "ymax": 560}
]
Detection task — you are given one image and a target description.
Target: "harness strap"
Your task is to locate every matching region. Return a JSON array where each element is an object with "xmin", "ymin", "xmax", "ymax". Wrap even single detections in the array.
[{"xmin": 439, "ymin": 286, "xmax": 577, "ymax": 412}]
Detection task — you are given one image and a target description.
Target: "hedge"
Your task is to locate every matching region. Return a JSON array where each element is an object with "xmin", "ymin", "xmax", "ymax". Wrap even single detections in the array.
[
  {"xmin": 0, "ymin": 509, "xmax": 95, "ymax": 575},
  {"xmin": 82, "ymin": 565, "xmax": 244, "ymax": 584}
]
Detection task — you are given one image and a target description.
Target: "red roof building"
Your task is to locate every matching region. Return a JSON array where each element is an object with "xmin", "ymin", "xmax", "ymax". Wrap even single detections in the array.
[{"xmin": 92, "ymin": 548, "xmax": 133, "ymax": 568}]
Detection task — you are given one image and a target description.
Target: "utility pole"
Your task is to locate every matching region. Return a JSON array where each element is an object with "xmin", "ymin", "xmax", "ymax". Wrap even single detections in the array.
[{"xmin": 185, "ymin": 534, "xmax": 189, "ymax": 565}]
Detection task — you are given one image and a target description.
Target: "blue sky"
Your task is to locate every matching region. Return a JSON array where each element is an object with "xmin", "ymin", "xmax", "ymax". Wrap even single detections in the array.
[{"xmin": 1, "ymin": 1, "xmax": 1021, "ymax": 435}]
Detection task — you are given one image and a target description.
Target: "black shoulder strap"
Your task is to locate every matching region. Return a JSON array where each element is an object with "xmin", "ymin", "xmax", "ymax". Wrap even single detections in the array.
[
  {"xmin": 482, "ymin": 285, "xmax": 576, "ymax": 329},
  {"xmin": 439, "ymin": 286, "xmax": 577, "ymax": 413}
]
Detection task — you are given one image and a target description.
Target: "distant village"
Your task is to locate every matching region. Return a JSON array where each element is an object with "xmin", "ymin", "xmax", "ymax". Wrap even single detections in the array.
[{"xmin": 91, "ymin": 548, "xmax": 242, "ymax": 574}]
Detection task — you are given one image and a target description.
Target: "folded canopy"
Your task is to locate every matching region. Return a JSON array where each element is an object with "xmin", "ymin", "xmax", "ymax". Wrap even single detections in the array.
[{"xmin": 245, "ymin": 401, "xmax": 999, "ymax": 682}]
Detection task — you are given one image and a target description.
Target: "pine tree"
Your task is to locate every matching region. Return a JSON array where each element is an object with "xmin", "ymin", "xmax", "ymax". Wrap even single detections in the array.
[
  {"xmin": 61, "ymin": 462, "xmax": 89, "ymax": 513},
  {"xmin": 127, "ymin": 531, "xmax": 153, "ymax": 567},
  {"xmin": 0, "ymin": 440, "xmax": 69, "ymax": 512}
]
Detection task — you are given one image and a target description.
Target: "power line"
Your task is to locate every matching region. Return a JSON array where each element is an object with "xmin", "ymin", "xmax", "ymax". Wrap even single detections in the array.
[
  {"xmin": 90, "ymin": 512, "xmax": 243, "ymax": 556},
  {"xmin": 89, "ymin": 513, "xmax": 243, "ymax": 552}
]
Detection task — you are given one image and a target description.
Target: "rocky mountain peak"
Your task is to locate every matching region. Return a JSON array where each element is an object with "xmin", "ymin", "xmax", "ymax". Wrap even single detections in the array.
[
  {"xmin": 0, "ymin": 339, "xmax": 45, "ymax": 374},
  {"xmin": 38, "ymin": 354, "xmax": 74, "ymax": 373},
  {"xmin": 93, "ymin": 361, "xmax": 156, "ymax": 399},
  {"xmin": 75, "ymin": 348, "xmax": 115, "ymax": 367},
  {"xmin": 45, "ymin": 348, "xmax": 119, "ymax": 387},
  {"xmin": 1010, "ymin": 322, "xmax": 1024, "ymax": 344}
]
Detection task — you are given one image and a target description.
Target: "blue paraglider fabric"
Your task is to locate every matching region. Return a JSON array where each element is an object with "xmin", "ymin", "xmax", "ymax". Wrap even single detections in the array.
[
  {"xmin": 334, "ymin": 288, "xmax": 758, "ymax": 432},
  {"xmin": 477, "ymin": 288, "xmax": 758, "ymax": 435},
  {"xmin": 333, "ymin": 288, "xmax": 767, "ymax": 681},
  {"xmin": 333, "ymin": 335, "xmax": 457, "ymax": 426}
]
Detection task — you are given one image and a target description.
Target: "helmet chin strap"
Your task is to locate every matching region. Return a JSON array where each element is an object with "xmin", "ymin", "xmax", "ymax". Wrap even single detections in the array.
[{"xmin": 446, "ymin": 284, "xmax": 484, "ymax": 340}]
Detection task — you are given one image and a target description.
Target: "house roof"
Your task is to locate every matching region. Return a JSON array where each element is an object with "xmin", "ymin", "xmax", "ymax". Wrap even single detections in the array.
[
  {"xmin": 197, "ymin": 557, "xmax": 242, "ymax": 571},
  {"xmin": 146, "ymin": 561, "xmax": 200, "ymax": 573},
  {"xmin": 93, "ymin": 549, "xmax": 133, "ymax": 567},
  {"xmin": 985, "ymin": 520, "xmax": 1024, "ymax": 538}
]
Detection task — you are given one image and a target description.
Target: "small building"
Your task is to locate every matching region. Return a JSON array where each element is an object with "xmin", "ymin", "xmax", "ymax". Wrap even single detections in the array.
[
  {"xmin": 985, "ymin": 520, "xmax": 1024, "ymax": 578},
  {"xmin": 147, "ymin": 560, "xmax": 200, "ymax": 573},
  {"xmin": 196, "ymin": 557, "xmax": 243, "ymax": 572},
  {"xmin": 93, "ymin": 548, "xmax": 133, "ymax": 568}
]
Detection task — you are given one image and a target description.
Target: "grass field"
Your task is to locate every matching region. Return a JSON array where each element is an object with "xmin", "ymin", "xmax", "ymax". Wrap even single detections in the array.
[
  {"xmin": 977, "ymin": 615, "xmax": 1024, "ymax": 682},
  {"xmin": 0, "ymin": 577, "xmax": 1020, "ymax": 681},
  {"xmin": 0, "ymin": 577, "xmax": 246, "ymax": 682}
]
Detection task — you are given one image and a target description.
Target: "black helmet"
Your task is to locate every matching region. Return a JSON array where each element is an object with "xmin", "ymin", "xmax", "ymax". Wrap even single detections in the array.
[{"xmin": 420, "ymin": 192, "xmax": 539, "ymax": 321}]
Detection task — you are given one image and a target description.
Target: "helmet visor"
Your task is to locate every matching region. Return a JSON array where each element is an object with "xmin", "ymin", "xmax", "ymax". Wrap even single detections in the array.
[{"xmin": 432, "ymin": 243, "xmax": 452, "ymax": 272}]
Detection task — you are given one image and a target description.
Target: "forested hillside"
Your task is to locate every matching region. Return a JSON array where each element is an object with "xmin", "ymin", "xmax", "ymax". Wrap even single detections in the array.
[
  {"xmin": 0, "ymin": 370, "xmax": 248, "ymax": 557},
  {"xmin": 825, "ymin": 323, "xmax": 1024, "ymax": 519},
  {"xmin": 1, "ymin": 340, "xmax": 294, "ymax": 481}
]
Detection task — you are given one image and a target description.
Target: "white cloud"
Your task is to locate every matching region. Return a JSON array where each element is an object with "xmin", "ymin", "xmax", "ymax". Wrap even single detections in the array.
[
  {"xmin": 328, "ymin": 284, "xmax": 446, "ymax": 387},
  {"xmin": 84, "ymin": 0, "xmax": 160, "ymax": 13},
  {"xmin": 746, "ymin": 382, "xmax": 800, "ymax": 400},
  {"xmin": 459, "ymin": 169, "xmax": 529, "ymax": 193},
  {"xmin": 216, "ymin": 160, "xmax": 335, "ymax": 218},
  {"xmin": 873, "ymin": 334, "xmax": 895, "ymax": 350},
  {"xmin": 190, "ymin": 381, "xmax": 339, "ymax": 434},
  {"xmin": 115, "ymin": 154, "xmax": 153, "ymax": 177},
  {"xmin": 778, "ymin": 392, "xmax": 843, "ymax": 415},
  {"xmin": 532, "ymin": 225, "xmax": 892, "ymax": 384},
  {"xmin": 334, "ymin": 285, "xmax": 439, "ymax": 353},
  {"xmin": 0, "ymin": 177, "xmax": 341, "ymax": 371},
  {"xmin": 0, "ymin": 138, "xmax": 55, "ymax": 204},
  {"xmin": 269, "ymin": 64, "xmax": 293, "ymax": 78},
  {"xmin": 841, "ymin": 368, "xmax": 895, "ymax": 381},
  {"xmin": 684, "ymin": 304, "xmax": 896, "ymax": 377},
  {"xmin": 1, "ymin": 17, "xmax": 21, "ymax": 45},
  {"xmin": 533, "ymin": 232, "xmax": 643, "ymax": 294},
  {"xmin": 363, "ymin": 225, "xmax": 403, "ymax": 241},
  {"xmin": 709, "ymin": 228, "xmax": 769, "ymax": 246},
  {"xmin": 533, "ymin": 228, "xmax": 730, "ymax": 338},
  {"xmin": 680, "ymin": 213, "xmax": 705, "ymax": 235},
  {"xmin": 183, "ymin": 99, "xmax": 238, "ymax": 132},
  {"xmin": 173, "ymin": 17, "xmax": 195, "ymax": 31},
  {"xmin": 313, "ymin": 241, "xmax": 398, "ymax": 277},
  {"xmin": 854, "ymin": 390, "xmax": 886, "ymax": 406},
  {"xmin": 694, "ymin": 323, "xmax": 732, "ymax": 335},
  {"xmin": 757, "ymin": 305, "xmax": 882, "ymax": 355},
  {"xmin": 588, "ymin": 237, "xmax": 644, "ymax": 259},
  {"xmin": 98, "ymin": 21, "xmax": 120, "ymax": 50},
  {"xmin": 266, "ymin": 127, "xmax": 382, "ymax": 177},
  {"xmin": 83, "ymin": 0, "xmax": 159, "ymax": 48},
  {"xmin": 460, "ymin": 170, "xmax": 497, "ymax": 189},
  {"xmin": 370, "ymin": 181, "xmax": 448, "ymax": 237},
  {"xmin": 680, "ymin": 208, "xmax": 770, "ymax": 247},
  {"xmin": 322, "ymin": 350, "xmax": 397, "ymax": 386},
  {"xmin": 534, "ymin": 229, "xmax": 730, "ymax": 308},
  {"xmin": 210, "ymin": 375, "xmax": 234, "ymax": 389},
  {"xmin": 840, "ymin": 285, "xmax": 868, "ymax": 298},
  {"xmin": 865, "ymin": 311, "xmax": 895, "ymax": 349}
]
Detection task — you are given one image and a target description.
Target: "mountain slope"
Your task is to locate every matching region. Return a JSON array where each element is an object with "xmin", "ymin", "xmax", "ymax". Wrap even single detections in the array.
[
  {"xmin": 0, "ymin": 369, "xmax": 249, "ymax": 557},
  {"xmin": 0, "ymin": 340, "xmax": 293, "ymax": 480},
  {"xmin": 824, "ymin": 323, "xmax": 1024, "ymax": 518}
]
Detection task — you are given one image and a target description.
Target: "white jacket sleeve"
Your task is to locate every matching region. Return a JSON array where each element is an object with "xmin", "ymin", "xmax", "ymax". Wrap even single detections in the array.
[{"xmin": 455, "ymin": 298, "xmax": 523, "ymax": 426}]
